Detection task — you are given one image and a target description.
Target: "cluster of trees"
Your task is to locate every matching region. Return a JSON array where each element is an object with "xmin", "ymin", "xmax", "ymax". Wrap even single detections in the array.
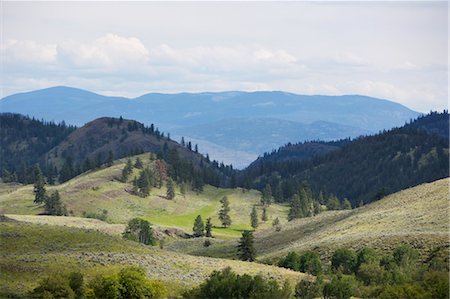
[
  {"xmin": 30, "ymin": 266, "xmax": 167, "ymax": 299},
  {"xmin": 237, "ymin": 111, "xmax": 449, "ymax": 206},
  {"xmin": 279, "ymin": 244, "xmax": 449, "ymax": 299},
  {"xmin": 33, "ymin": 165, "xmax": 67, "ymax": 216},
  {"xmin": 122, "ymin": 218, "xmax": 155, "ymax": 246},
  {"xmin": 192, "ymin": 215, "xmax": 213, "ymax": 238},
  {"xmin": 0, "ymin": 113, "xmax": 76, "ymax": 184},
  {"xmin": 183, "ymin": 267, "xmax": 291, "ymax": 299}
]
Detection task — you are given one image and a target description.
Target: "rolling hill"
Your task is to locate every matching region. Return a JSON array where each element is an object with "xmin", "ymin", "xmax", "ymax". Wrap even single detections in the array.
[
  {"xmin": 0, "ymin": 153, "xmax": 287, "ymax": 238},
  {"xmin": 166, "ymin": 178, "xmax": 449, "ymax": 264},
  {"xmin": 0, "ymin": 219, "xmax": 307, "ymax": 297},
  {"xmin": 0, "ymin": 86, "xmax": 420, "ymax": 167}
]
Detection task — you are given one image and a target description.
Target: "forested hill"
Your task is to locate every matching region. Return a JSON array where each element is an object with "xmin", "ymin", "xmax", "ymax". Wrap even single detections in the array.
[
  {"xmin": 404, "ymin": 110, "xmax": 449, "ymax": 139},
  {"xmin": 1, "ymin": 115, "xmax": 234, "ymax": 188},
  {"xmin": 0, "ymin": 113, "xmax": 76, "ymax": 182},
  {"xmin": 238, "ymin": 111, "xmax": 449, "ymax": 206}
]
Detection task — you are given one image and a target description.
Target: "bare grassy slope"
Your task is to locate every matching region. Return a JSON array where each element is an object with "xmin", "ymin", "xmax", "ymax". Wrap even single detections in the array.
[{"xmin": 256, "ymin": 177, "xmax": 449, "ymax": 261}]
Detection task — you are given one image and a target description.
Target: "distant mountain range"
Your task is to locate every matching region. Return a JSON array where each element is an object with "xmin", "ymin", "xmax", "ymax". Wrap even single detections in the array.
[{"xmin": 0, "ymin": 86, "xmax": 420, "ymax": 168}]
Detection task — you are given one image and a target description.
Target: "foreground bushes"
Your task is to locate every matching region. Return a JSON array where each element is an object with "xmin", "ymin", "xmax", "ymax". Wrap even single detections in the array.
[
  {"xmin": 30, "ymin": 266, "xmax": 167, "ymax": 299},
  {"xmin": 283, "ymin": 244, "xmax": 449, "ymax": 299},
  {"xmin": 183, "ymin": 267, "xmax": 291, "ymax": 299}
]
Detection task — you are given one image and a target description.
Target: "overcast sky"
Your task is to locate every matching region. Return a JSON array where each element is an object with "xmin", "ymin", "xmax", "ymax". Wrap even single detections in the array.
[{"xmin": 1, "ymin": 1, "xmax": 448, "ymax": 112}]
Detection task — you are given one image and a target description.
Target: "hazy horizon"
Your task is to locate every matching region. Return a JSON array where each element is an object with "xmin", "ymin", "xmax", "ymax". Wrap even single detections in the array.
[{"xmin": 1, "ymin": 1, "xmax": 448, "ymax": 112}]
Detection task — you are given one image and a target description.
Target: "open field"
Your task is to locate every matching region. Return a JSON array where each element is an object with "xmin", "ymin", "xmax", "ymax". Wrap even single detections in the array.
[
  {"xmin": 0, "ymin": 154, "xmax": 289, "ymax": 238},
  {"xmin": 167, "ymin": 178, "xmax": 449, "ymax": 263},
  {"xmin": 0, "ymin": 220, "xmax": 308, "ymax": 297}
]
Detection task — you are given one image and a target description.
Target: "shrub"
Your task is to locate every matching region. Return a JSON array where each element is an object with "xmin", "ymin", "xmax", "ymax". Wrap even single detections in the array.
[
  {"xmin": 68, "ymin": 272, "xmax": 84, "ymax": 299},
  {"xmin": 30, "ymin": 276, "xmax": 75, "ymax": 299},
  {"xmin": 355, "ymin": 247, "xmax": 379, "ymax": 272},
  {"xmin": 295, "ymin": 276, "xmax": 323, "ymax": 299},
  {"xmin": 183, "ymin": 267, "xmax": 290, "ymax": 299},
  {"xmin": 357, "ymin": 263, "xmax": 387, "ymax": 285},
  {"xmin": 393, "ymin": 244, "xmax": 418, "ymax": 268},
  {"xmin": 323, "ymin": 276, "xmax": 354, "ymax": 299},
  {"xmin": 300, "ymin": 251, "xmax": 322, "ymax": 276},
  {"xmin": 331, "ymin": 248, "xmax": 357, "ymax": 274},
  {"xmin": 278, "ymin": 252, "xmax": 301, "ymax": 271}
]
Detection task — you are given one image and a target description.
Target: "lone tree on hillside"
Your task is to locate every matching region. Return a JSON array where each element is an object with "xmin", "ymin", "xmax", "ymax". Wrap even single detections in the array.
[
  {"xmin": 134, "ymin": 157, "xmax": 143, "ymax": 169},
  {"xmin": 205, "ymin": 217, "xmax": 213, "ymax": 238},
  {"xmin": 262, "ymin": 207, "xmax": 268, "ymax": 222},
  {"xmin": 193, "ymin": 215, "xmax": 205, "ymax": 237},
  {"xmin": 122, "ymin": 218, "xmax": 155, "ymax": 245},
  {"xmin": 44, "ymin": 190, "xmax": 66, "ymax": 216},
  {"xmin": 272, "ymin": 217, "xmax": 281, "ymax": 232},
  {"xmin": 121, "ymin": 159, "xmax": 133, "ymax": 182},
  {"xmin": 261, "ymin": 184, "xmax": 272, "ymax": 206},
  {"xmin": 218, "ymin": 196, "xmax": 232, "ymax": 228},
  {"xmin": 237, "ymin": 230, "xmax": 256, "ymax": 262},
  {"xmin": 166, "ymin": 178, "xmax": 175, "ymax": 200},
  {"xmin": 250, "ymin": 206, "xmax": 258, "ymax": 229},
  {"xmin": 33, "ymin": 165, "xmax": 46, "ymax": 204}
]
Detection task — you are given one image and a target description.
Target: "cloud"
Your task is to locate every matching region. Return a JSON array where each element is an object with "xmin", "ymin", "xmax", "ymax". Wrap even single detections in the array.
[{"xmin": 1, "ymin": 40, "xmax": 57, "ymax": 65}]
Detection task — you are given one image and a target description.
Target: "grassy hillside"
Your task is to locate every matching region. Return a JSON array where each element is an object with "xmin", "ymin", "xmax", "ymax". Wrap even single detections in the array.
[
  {"xmin": 0, "ymin": 154, "xmax": 289, "ymax": 238},
  {"xmin": 168, "ymin": 178, "xmax": 449, "ymax": 262},
  {"xmin": 0, "ymin": 220, "xmax": 307, "ymax": 297}
]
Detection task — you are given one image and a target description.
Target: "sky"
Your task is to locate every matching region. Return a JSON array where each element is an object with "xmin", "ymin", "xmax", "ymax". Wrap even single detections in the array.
[{"xmin": 1, "ymin": 1, "xmax": 448, "ymax": 112}]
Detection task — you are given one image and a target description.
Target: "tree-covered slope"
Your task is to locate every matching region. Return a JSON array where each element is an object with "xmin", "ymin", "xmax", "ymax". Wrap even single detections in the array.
[
  {"xmin": 0, "ymin": 113, "xmax": 76, "ymax": 183},
  {"xmin": 239, "ymin": 111, "xmax": 449, "ymax": 206}
]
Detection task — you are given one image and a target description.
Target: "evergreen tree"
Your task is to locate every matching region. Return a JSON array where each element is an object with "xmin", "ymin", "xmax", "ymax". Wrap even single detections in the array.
[
  {"xmin": 288, "ymin": 193, "xmax": 302, "ymax": 221},
  {"xmin": 250, "ymin": 206, "xmax": 259, "ymax": 229},
  {"xmin": 137, "ymin": 168, "xmax": 152, "ymax": 197},
  {"xmin": 166, "ymin": 178, "xmax": 175, "ymax": 200},
  {"xmin": 193, "ymin": 215, "xmax": 205, "ymax": 237},
  {"xmin": 237, "ymin": 231, "xmax": 256, "ymax": 261},
  {"xmin": 82, "ymin": 158, "xmax": 92, "ymax": 173},
  {"xmin": 327, "ymin": 195, "xmax": 341, "ymax": 210},
  {"xmin": 33, "ymin": 165, "xmax": 46, "ymax": 204},
  {"xmin": 59, "ymin": 157, "xmax": 74, "ymax": 183},
  {"xmin": 342, "ymin": 198, "xmax": 352, "ymax": 210},
  {"xmin": 272, "ymin": 217, "xmax": 281, "ymax": 231},
  {"xmin": 134, "ymin": 157, "xmax": 143, "ymax": 169},
  {"xmin": 218, "ymin": 196, "xmax": 232, "ymax": 228},
  {"xmin": 122, "ymin": 218, "xmax": 155, "ymax": 245},
  {"xmin": 262, "ymin": 207, "xmax": 268, "ymax": 222},
  {"xmin": 44, "ymin": 190, "xmax": 66, "ymax": 216},
  {"xmin": 261, "ymin": 184, "xmax": 273, "ymax": 206},
  {"xmin": 121, "ymin": 159, "xmax": 133, "ymax": 182},
  {"xmin": 205, "ymin": 217, "xmax": 213, "ymax": 238}
]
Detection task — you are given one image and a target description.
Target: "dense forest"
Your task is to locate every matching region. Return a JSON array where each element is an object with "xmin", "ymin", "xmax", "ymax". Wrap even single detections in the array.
[
  {"xmin": 238, "ymin": 111, "xmax": 449, "ymax": 206},
  {"xmin": 0, "ymin": 113, "xmax": 76, "ymax": 183}
]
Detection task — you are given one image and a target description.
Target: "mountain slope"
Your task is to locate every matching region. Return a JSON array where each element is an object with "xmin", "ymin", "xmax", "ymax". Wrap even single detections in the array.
[
  {"xmin": 0, "ymin": 86, "xmax": 420, "ymax": 167},
  {"xmin": 0, "ymin": 113, "xmax": 76, "ymax": 182},
  {"xmin": 0, "ymin": 153, "xmax": 287, "ymax": 238},
  {"xmin": 239, "ymin": 111, "xmax": 449, "ymax": 205},
  {"xmin": 168, "ymin": 178, "xmax": 449, "ymax": 263}
]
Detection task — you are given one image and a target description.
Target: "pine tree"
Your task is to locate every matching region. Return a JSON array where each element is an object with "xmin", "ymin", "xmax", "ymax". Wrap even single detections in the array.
[
  {"xmin": 134, "ymin": 157, "xmax": 143, "ymax": 169},
  {"xmin": 205, "ymin": 217, "xmax": 213, "ymax": 238},
  {"xmin": 166, "ymin": 178, "xmax": 175, "ymax": 200},
  {"xmin": 137, "ymin": 168, "xmax": 151, "ymax": 197},
  {"xmin": 342, "ymin": 198, "xmax": 352, "ymax": 210},
  {"xmin": 193, "ymin": 215, "xmax": 205, "ymax": 237},
  {"xmin": 44, "ymin": 190, "xmax": 66, "ymax": 216},
  {"xmin": 121, "ymin": 159, "xmax": 133, "ymax": 182},
  {"xmin": 33, "ymin": 165, "xmax": 46, "ymax": 204},
  {"xmin": 122, "ymin": 218, "xmax": 155, "ymax": 245},
  {"xmin": 250, "ymin": 206, "xmax": 258, "ymax": 229},
  {"xmin": 272, "ymin": 217, "xmax": 281, "ymax": 231},
  {"xmin": 261, "ymin": 184, "xmax": 272, "ymax": 206},
  {"xmin": 288, "ymin": 193, "xmax": 301, "ymax": 221},
  {"xmin": 262, "ymin": 207, "xmax": 268, "ymax": 222},
  {"xmin": 218, "ymin": 196, "xmax": 232, "ymax": 228},
  {"xmin": 237, "ymin": 231, "xmax": 256, "ymax": 261}
]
